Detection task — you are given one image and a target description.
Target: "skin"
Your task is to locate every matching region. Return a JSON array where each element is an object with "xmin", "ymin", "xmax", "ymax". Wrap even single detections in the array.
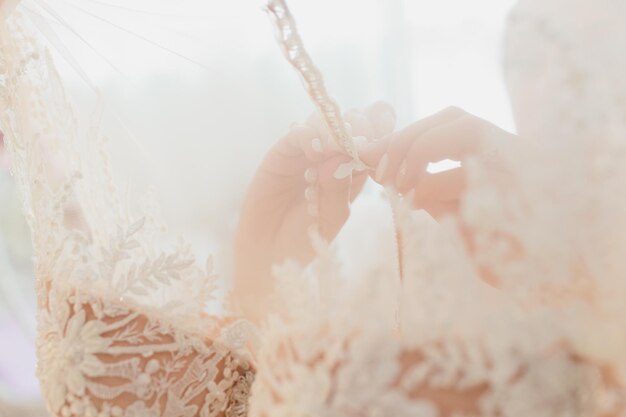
[
  {"xmin": 4, "ymin": 85, "xmax": 618, "ymax": 417},
  {"xmin": 233, "ymin": 101, "xmax": 397, "ymax": 322},
  {"xmin": 233, "ymin": 103, "xmax": 516, "ymax": 321},
  {"xmin": 232, "ymin": 104, "xmax": 623, "ymax": 415},
  {"xmin": 360, "ymin": 106, "xmax": 516, "ymax": 219},
  {"xmin": 2, "ymin": 0, "xmax": 620, "ymax": 410}
]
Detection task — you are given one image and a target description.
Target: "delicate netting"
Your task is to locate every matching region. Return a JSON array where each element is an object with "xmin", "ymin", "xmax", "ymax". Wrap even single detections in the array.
[{"xmin": 1, "ymin": 0, "xmax": 626, "ymax": 416}]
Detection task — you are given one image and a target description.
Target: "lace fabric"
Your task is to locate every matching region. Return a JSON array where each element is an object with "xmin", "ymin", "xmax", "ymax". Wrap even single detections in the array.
[
  {"xmin": 2, "ymin": 0, "xmax": 626, "ymax": 416},
  {"xmin": 248, "ymin": 221, "xmax": 624, "ymax": 417},
  {"xmin": 0, "ymin": 8, "xmax": 254, "ymax": 417}
]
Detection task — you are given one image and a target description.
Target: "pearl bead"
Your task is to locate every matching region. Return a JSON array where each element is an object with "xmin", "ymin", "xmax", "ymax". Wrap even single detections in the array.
[
  {"xmin": 304, "ymin": 168, "xmax": 317, "ymax": 183},
  {"xmin": 304, "ymin": 186, "xmax": 317, "ymax": 202}
]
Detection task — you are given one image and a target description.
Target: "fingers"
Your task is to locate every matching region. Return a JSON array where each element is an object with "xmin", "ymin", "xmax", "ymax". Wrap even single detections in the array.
[
  {"xmin": 283, "ymin": 123, "xmax": 326, "ymax": 162},
  {"xmin": 402, "ymin": 169, "xmax": 465, "ymax": 220},
  {"xmin": 262, "ymin": 124, "xmax": 319, "ymax": 177},
  {"xmin": 344, "ymin": 110, "xmax": 375, "ymax": 144},
  {"xmin": 412, "ymin": 167, "xmax": 467, "ymax": 208},
  {"xmin": 304, "ymin": 101, "xmax": 395, "ymax": 155},
  {"xmin": 271, "ymin": 102, "xmax": 387, "ymax": 193},
  {"xmin": 272, "ymin": 111, "xmax": 370, "ymax": 173},
  {"xmin": 422, "ymin": 200, "xmax": 461, "ymax": 220},
  {"xmin": 363, "ymin": 107, "xmax": 511, "ymax": 201},
  {"xmin": 380, "ymin": 107, "xmax": 467, "ymax": 186},
  {"xmin": 327, "ymin": 105, "xmax": 385, "ymax": 202},
  {"xmin": 303, "ymin": 103, "xmax": 386, "ymax": 239},
  {"xmin": 399, "ymin": 115, "xmax": 496, "ymax": 190},
  {"xmin": 284, "ymin": 102, "xmax": 398, "ymax": 238},
  {"xmin": 305, "ymin": 112, "xmax": 334, "ymax": 151},
  {"xmin": 360, "ymin": 106, "xmax": 466, "ymax": 181}
]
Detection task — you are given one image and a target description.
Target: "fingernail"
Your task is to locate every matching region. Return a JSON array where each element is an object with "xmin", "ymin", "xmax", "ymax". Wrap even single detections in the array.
[
  {"xmin": 377, "ymin": 112, "xmax": 396, "ymax": 134},
  {"xmin": 333, "ymin": 162, "xmax": 354, "ymax": 180},
  {"xmin": 304, "ymin": 186, "xmax": 317, "ymax": 202},
  {"xmin": 375, "ymin": 153, "xmax": 389, "ymax": 183},
  {"xmin": 395, "ymin": 160, "xmax": 407, "ymax": 188},
  {"xmin": 359, "ymin": 135, "xmax": 389, "ymax": 158},
  {"xmin": 311, "ymin": 138, "xmax": 323, "ymax": 153}
]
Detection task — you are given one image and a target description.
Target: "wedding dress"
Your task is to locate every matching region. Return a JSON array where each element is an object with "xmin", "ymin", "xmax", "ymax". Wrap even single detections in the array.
[{"xmin": 1, "ymin": 0, "xmax": 625, "ymax": 416}]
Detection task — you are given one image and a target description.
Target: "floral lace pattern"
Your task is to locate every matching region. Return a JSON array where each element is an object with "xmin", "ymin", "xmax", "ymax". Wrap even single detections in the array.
[
  {"xmin": 2, "ymin": 1, "xmax": 626, "ymax": 416},
  {"xmin": 38, "ymin": 292, "xmax": 253, "ymax": 417},
  {"xmin": 248, "ymin": 230, "xmax": 624, "ymax": 417},
  {"xmin": 0, "ymin": 8, "xmax": 253, "ymax": 417},
  {"xmin": 249, "ymin": 0, "xmax": 626, "ymax": 415}
]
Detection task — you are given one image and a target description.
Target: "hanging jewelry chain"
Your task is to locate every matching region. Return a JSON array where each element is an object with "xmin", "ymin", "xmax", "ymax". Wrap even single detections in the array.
[
  {"xmin": 266, "ymin": 0, "xmax": 364, "ymax": 168},
  {"xmin": 266, "ymin": 0, "xmax": 405, "ymax": 281}
]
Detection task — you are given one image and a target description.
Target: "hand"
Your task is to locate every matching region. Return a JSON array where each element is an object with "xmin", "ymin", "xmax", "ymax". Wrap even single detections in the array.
[
  {"xmin": 360, "ymin": 107, "xmax": 514, "ymax": 219},
  {"xmin": 360, "ymin": 107, "xmax": 517, "ymax": 288},
  {"xmin": 234, "ymin": 102, "xmax": 396, "ymax": 321}
]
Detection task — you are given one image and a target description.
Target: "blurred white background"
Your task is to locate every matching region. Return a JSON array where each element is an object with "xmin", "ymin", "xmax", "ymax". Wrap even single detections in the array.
[{"xmin": 0, "ymin": 0, "xmax": 517, "ymax": 407}]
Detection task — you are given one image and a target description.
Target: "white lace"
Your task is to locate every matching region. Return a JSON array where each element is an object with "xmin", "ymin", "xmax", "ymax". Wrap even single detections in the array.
[
  {"xmin": 0, "ymin": 9, "xmax": 253, "ymax": 417},
  {"xmin": 2, "ymin": 1, "xmax": 626, "ymax": 416}
]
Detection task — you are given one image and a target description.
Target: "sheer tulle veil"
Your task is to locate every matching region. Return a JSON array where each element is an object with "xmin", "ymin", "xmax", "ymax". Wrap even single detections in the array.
[{"xmin": 1, "ymin": 0, "xmax": 626, "ymax": 416}]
